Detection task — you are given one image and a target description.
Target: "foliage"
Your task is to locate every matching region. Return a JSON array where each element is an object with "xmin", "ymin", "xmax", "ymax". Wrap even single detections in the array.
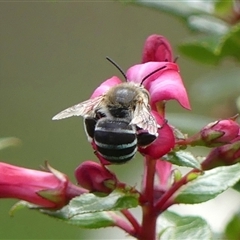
[{"xmin": 129, "ymin": 0, "xmax": 240, "ymax": 65}]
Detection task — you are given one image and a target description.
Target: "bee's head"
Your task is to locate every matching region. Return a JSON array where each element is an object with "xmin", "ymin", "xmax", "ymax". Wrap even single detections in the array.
[{"xmin": 106, "ymin": 56, "xmax": 166, "ymax": 87}]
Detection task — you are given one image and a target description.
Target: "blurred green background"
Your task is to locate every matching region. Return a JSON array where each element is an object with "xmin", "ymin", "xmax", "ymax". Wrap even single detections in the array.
[{"xmin": 1, "ymin": 2, "xmax": 238, "ymax": 239}]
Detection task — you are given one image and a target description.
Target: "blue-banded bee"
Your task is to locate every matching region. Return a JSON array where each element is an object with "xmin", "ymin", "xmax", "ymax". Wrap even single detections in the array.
[{"xmin": 52, "ymin": 59, "xmax": 165, "ymax": 163}]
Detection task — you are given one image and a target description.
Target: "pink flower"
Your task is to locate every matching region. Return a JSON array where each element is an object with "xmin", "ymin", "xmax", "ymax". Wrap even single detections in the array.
[
  {"xmin": 155, "ymin": 160, "xmax": 172, "ymax": 190},
  {"xmin": 90, "ymin": 35, "xmax": 190, "ymax": 114},
  {"xmin": 75, "ymin": 161, "xmax": 118, "ymax": 194},
  {"xmin": 84, "ymin": 34, "xmax": 190, "ymax": 163},
  {"xmin": 142, "ymin": 34, "xmax": 174, "ymax": 63},
  {"xmin": 91, "ymin": 76, "xmax": 122, "ymax": 99},
  {"xmin": 202, "ymin": 140, "xmax": 240, "ymax": 170},
  {"xmin": 179, "ymin": 118, "xmax": 240, "ymax": 147},
  {"xmin": 89, "ymin": 62, "xmax": 190, "ymax": 115},
  {"xmin": 126, "ymin": 62, "xmax": 190, "ymax": 113},
  {"xmin": 0, "ymin": 162, "xmax": 87, "ymax": 209},
  {"xmin": 138, "ymin": 111, "xmax": 175, "ymax": 159}
]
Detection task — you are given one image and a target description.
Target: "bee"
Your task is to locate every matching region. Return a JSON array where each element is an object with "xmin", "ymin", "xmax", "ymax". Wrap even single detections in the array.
[{"xmin": 52, "ymin": 58, "xmax": 165, "ymax": 163}]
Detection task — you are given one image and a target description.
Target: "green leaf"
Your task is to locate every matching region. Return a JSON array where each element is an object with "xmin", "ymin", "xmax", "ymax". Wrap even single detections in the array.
[
  {"xmin": 178, "ymin": 35, "xmax": 223, "ymax": 64},
  {"xmin": 9, "ymin": 201, "xmax": 38, "ymax": 216},
  {"xmin": 43, "ymin": 207, "xmax": 115, "ymax": 229},
  {"xmin": 233, "ymin": 180, "xmax": 240, "ymax": 192},
  {"xmin": 175, "ymin": 163, "xmax": 240, "ymax": 204},
  {"xmin": 42, "ymin": 189, "xmax": 139, "ymax": 228},
  {"xmin": 214, "ymin": 0, "xmax": 234, "ymax": 17},
  {"xmin": 66, "ymin": 189, "xmax": 139, "ymax": 217},
  {"xmin": 0, "ymin": 137, "xmax": 21, "ymax": 151},
  {"xmin": 165, "ymin": 151, "xmax": 201, "ymax": 169},
  {"xmin": 158, "ymin": 211, "xmax": 212, "ymax": 240},
  {"xmin": 225, "ymin": 210, "xmax": 240, "ymax": 240},
  {"xmin": 220, "ymin": 23, "xmax": 240, "ymax": 62},
  {"xmin": 129, "ymin": 0, "xmax": 215, "ymax": 20},
  {"xmin": 187, "ymin": 14, "xmax": 229, "ymax": 35},
  {"xmin": 179, "ymin": 23, "xmax": 240, "ymax": 64},
  {"xmin": 10, "ymin": 201, "xmax": 116, "ymax": 229}
]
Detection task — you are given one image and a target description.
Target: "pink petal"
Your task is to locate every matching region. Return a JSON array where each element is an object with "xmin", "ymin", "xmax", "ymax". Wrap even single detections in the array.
[
  {"xmin": 138, "ymin": 111, "xmax": 175, "ymax": 159},
  {"xmin": 75, "ymin": 161, "xmax": 117, "ymax": 193},
  {"xmin": 155, "ymin": 160, "xmax": 172, "ymax": 188},
  {"xmin": 91, "ymin": 76, "xmax": 122, "ymax": 98},
  {"xmin": 126, "ymin": 62, "xmax": 191, "ymax": 110},
  {"xmin": 0, "ymin": 162, "xmax": 86, "ymax": 208},
  {"xmin": 142, "ymin": 34, "xmax": 174, "ymax": 63}
]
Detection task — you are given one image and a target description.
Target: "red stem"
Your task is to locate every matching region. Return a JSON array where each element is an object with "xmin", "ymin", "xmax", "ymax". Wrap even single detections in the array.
[
  {"xmin": 138, "ymin": 157, "xmax": 157, "ymax": 240},
  {"xmin": 142, "ymin": 156, "xmax": 156, "ymax": 204},
  {"xmin": 155, "ymin": 169, "xmax": 200, "ymax": 212},
  {"xmin": 109, "ymin": 212, "xmax": 135, "ymax": 236},
  {"xmin": 121, "ymin": 209, "xmax": 141, "ymax": 237}
]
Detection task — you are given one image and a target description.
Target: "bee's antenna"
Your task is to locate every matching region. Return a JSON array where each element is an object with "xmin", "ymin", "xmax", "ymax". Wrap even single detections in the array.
[
  {"xmin": 174, "ymin": 55, "xmax": 179, "ymax": 63},
  {"xmin": 140, "ymin": 66, "xmax": 166, "ymax": 86},
  {"xmin": 106, "ymin": 57, "xmax": 127, "ymax": 81}
]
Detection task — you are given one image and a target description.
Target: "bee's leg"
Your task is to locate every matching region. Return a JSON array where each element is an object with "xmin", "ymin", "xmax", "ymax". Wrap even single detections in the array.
[{"xmin": 137, "ymin": 132, "xmax": 157, "ymax": 147}]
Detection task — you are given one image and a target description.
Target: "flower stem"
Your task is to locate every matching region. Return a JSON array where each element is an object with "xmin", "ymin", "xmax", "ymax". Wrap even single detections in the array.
[
  {"xmin": 109, "ymin": 212, "xmax": 135, "ymax": 236},
  {"xmin": 139, "ymin": 157, "xmax": 157, "ymax": 240},
  {"xmin": 142, "ymin": 156, "xmax": 156, "ymax": 204},
  {"xmin": 121, "ymin": 209, "xmax": 141, "ymax": 237},
  {"xmin": 155, "ymin": 169, "xmax": 200, "ymax": 212}
]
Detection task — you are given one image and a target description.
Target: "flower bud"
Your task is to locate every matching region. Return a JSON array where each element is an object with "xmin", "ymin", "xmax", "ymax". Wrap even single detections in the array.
[
  {"xmin": 184, "ymin": 118, "xmax": 240, "ymax": 147},
  {"xmin": 75, "ymin": 161, "xmax": 117, "ymax": 194},
  {"xmin": 202, "ymin": 140, "xmax": 240, "ymax": 170},
  {"xmin": 142, "ymin": 34, "xmax": 174, "ymax": 63},
  {"xmin": 0, "ymin": 162, "xmax": 86, "ymax": 209}
]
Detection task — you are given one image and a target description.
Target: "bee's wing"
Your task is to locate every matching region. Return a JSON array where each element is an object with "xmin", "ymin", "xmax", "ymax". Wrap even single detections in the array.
[
  {"xmin": 52, "ymin": 95, "xmax": 104, "ymax": 120},
  {"xmin": 130, "ymin": 102, "xmax": 159, "ymax": 136}
]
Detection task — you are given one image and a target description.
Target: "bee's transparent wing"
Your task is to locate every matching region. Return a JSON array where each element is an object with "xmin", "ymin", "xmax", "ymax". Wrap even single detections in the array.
[
  {"xmin": 130, "ymin": 102, "xmax": 159, "ymax": 136},
  {"xmin": 52, "ymin": 95, "xmax": 104, "ymax": 120}
]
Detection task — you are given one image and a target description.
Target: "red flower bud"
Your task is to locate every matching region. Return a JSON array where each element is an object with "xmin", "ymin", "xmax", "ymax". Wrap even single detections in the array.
[
  {"xmin": 184, "ymin": 118, "xmax": 240, "ymax": 147},
  {"xmin": 202, "ymin": 140, "xmax": 240, "ymax": 170},
  {"xmin": 0, "ymin": 162, "xmax": 86, "ymax": 209},
  {"xmin": 142, "ymin": 34, "xmax": 174, "ymax": 63},
  {"xmin": 75, "ymin": 161, "xmax": 118, "ymax": 194}
]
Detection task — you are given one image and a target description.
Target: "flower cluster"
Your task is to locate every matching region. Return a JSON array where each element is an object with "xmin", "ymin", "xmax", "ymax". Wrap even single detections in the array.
[
  {"xmin": 90, "ymin": 34, "xmax": 190, "ymax": 163},
  {"xmin": 1, "ymin": 34, "xmax": 240, "ymax": 240},
  {"xmin": 0, "ymin": 34, "xmax": 191, "ymax": 212}
]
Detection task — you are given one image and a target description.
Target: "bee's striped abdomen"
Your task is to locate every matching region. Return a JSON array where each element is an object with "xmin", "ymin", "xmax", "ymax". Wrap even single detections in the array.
[{"xmin": 94, "ymin": 119, "xmax": 137, "ymax": 163}]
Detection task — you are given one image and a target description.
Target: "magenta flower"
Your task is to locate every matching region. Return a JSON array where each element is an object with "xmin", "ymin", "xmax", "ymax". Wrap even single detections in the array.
[
  {"xmin": 84, "ymin": 35, "xmax": 190, "ymax": 163},
  {"xmin": 75, "ymin": 161, "xmax": 118, "ymax": 193},
  {"xmin": 178, "ymin": 117, "xmax": 240, "ymax": 147},
  {"xmin": 90, "ymin": 35, "xmax": 190, "ymax": 115},
  {"xmin": 126, "ymin": 62, "xmax": 190, "ymax": 113},
  {"xmin": 142, "ymin": 34, "xmax": 174, "ymax": 63},
  {"xmin": 138, "ymin": 111, "xmax": 174, "ymax": 159},
  {"xmin": 90, "ymin": 63, "xmax": 190, "ymax": 115},
  {"xmin": 0, "ymin": 162, "xmax": 87, "ymax": 209},
  {"xmin": 202, "ymin": 140, "xmax": 240, "ymax": 170},
  {"xmin": 201, "ymin": 119, "xmax": 240, "ymax": 145},
  {"xmin": 142, "ymin": 34, "xmax": 173, "ymax": 63},
  {"xmin": 155, "ymin": 159, "xmax": 172, "ymax": 190},
  {"xmin": 91, "ymin": 76, "xmax": 122, "ymax": 99}
]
